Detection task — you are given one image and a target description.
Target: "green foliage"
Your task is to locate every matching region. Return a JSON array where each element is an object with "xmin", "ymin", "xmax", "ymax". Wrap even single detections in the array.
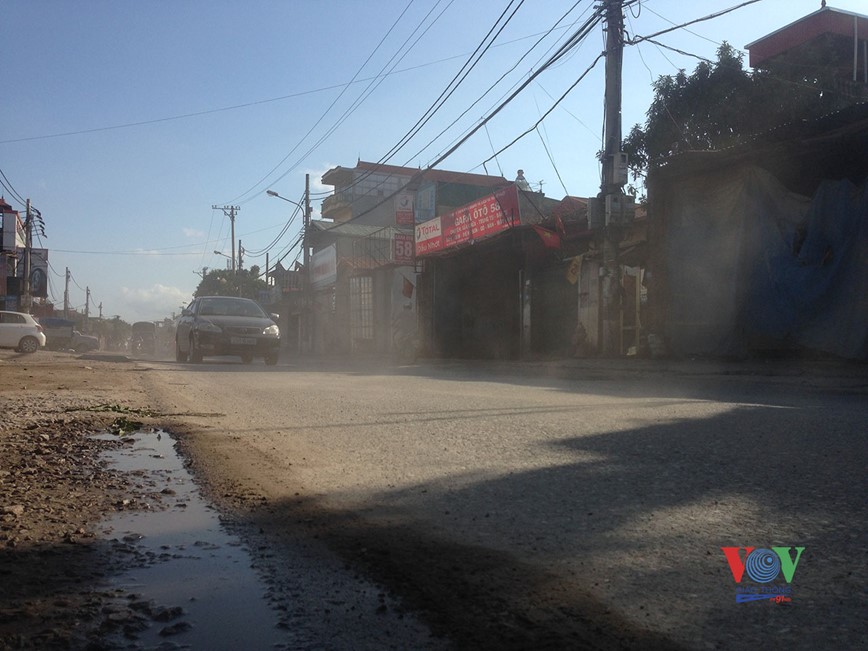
[
  {"xmin": 92, "ymin": 315, "xmax": 131, "ymax": 351},
  {"xmin": 193, "ymin": 267, "xmax": 267, "ymax": 300},
  {"xmin": 623, "ymin": 41, "xmax": 858, "ymax": 187}
]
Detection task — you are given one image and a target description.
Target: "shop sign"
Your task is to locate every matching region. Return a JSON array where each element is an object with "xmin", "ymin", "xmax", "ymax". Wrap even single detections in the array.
[
  {"xmin": 415, "ymin": 216, "xmax": 442, "ymax": 256},
  {"xmin": 393, "ymin": 232, "xmax": 415, "ymax": 264},
  {"xmin": 414, "ymin": 185, "xmax": 520, "ymax": 256},
  {"xmin": 395, "ymin": 193, "xmax": 415, "ymax": 226},
  {"xmin": 311, "ymin": 244, "xmax": 337, "ymax": 289}
]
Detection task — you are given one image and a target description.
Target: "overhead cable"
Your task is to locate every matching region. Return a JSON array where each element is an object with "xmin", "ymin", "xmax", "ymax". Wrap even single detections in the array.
[
  {"xmin": 627, "ymin": 0, "xmax": 764, "ymax": 46},
  {"xmin": 224, "ymin": 0, "xmax": 429, "ymax": 205}
]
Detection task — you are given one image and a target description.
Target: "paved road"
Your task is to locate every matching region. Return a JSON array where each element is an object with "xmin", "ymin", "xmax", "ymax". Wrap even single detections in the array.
[{"xmin": 144, "ymin": 357, "xmax": 868, "ymax": 649}]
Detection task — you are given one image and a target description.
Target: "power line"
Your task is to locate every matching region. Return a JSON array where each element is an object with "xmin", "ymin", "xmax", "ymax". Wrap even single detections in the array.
[
  {"xmin": 479, "ymin": 51, "xmax": 605, "ymax": 168},
  {"xmin": 224, "ymin": 0, "xmax": 431, "ymax": 205},
  {"xmin": 398, "ymin": 0, "xmax": 590, "ymax": 170},
  {"xmin": 317, "ymin": 5, "xmax": 606, "ymax": 233},
  {"xmin": 373, "ymin": 0, "xmax": 526, "ymax": 173},
  {"xmin": 0, "ymin": 167, "xmax": 27, "ymax": 207},
  {"xmin": 244, "ymin": 191, "xmax": 305, "ymax": 257},
  {"xmin": 246, "ymin": 0, "xmax": 457, "ymax": 204},
  {"xmin": 310, "ymin": 1, "xmax": 596, "ymax": 213},
  {"xmin": 0, "ymin": 22, "xmax": 576, "ymax": 147},
  {"xmin": 627, "ymin": 0, "xmax": 764, "ymax": 46}
]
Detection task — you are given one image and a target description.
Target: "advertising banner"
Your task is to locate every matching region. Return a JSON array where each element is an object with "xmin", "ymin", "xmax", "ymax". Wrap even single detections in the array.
[
  {"xmin": 395, "ymin": 193, "xmax": 415, "ymax": 226},
  {"xmin": 393, "ymin": 232, "xmax": 415, "ymax": 264},
  {"xmin": 310, "ymin": 244, "xmax": 337, "ymax": 290},
  {"xmin": 414, "ymin": 185, "xmax": 521, "ymax": 257},
  {"xmin": 28, "ymin": 248, "xmax": 49, "ymax": 298},
  {"xmin": 415, "ymin": 216, "xmax": 442, "ymax": 256}
]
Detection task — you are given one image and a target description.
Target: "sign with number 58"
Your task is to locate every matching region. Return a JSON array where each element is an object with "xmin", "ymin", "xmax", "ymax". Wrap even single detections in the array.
[{"xmin": 393, "ymin": 232, "xmax": 415, "ymax": 264}]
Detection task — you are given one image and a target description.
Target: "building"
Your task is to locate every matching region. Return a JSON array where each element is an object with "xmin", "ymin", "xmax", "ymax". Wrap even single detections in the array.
[
  {"xmin": 746, "ymin": 4, "xmax": 868, "ymax": 101},
  {"xmin": 310, "ymin": 161, "xmax": 509, "ymax": 356},
  {"xmin": 414, "ymin": 185, "xmax": 646, "ymax": 360},
  {"xmin": 646, "ymin": 102, "xmax": 868, "ymax": 360}
]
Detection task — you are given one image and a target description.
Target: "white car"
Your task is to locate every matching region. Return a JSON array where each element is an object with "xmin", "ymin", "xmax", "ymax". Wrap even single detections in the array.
[{"xmin": 0, "ymin": 311, "xmax": 47, "ymax": 353}]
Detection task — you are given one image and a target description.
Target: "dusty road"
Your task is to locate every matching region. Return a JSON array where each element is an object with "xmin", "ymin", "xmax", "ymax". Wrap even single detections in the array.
[
  {"xmin": 2, "ymin": 350, "xmax": 865, "ymax": 649},
  {"xmin": 137, "ymin": 355, "xmax": 867, "ymax": 650}
]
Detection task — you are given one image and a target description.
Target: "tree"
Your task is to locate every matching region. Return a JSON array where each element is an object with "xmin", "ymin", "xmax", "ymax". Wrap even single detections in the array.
[
  {"xmin": 623, "ymin": 42, "xmax": 857, "ymax": 191},
  {"xmin": 193, "ymin": 267, "xmax": 266, "ymax": 300}
]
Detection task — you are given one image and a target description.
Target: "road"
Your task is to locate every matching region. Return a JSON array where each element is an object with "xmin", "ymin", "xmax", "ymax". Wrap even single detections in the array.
[{"xmin": 140, "ymin": 356, "xmax": 867, "ymax": 650}]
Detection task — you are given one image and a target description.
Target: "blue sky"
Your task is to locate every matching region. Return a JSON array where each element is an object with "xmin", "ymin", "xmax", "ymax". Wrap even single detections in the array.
[{"xmin": 2, "ymin": 0, "xmax": 864, "ymax": 322}]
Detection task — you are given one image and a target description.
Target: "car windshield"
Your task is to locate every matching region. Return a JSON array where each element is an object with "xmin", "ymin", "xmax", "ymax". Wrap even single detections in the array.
[{"xmin": 199, "ymin": 298, "xmax": 266, "ymax": 318}]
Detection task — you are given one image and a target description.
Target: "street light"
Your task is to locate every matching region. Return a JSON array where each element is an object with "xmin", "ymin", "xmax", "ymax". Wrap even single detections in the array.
[
  {"xmin": 213, "ymin": 250, "xmax": 232, "ymax": 268},
  {"xmin": 267, "ymin": 180, "xmax": 311, "ymax": 353},
  {"xmin": 266, "ymin": 189, "xmax": 305, "ymax": 212}
]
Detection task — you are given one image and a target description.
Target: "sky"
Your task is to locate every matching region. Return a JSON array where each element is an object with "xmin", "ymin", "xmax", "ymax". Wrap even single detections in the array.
[{"xmin": 2, "ymin": 0, "xmax": 865, "ymax": 323}]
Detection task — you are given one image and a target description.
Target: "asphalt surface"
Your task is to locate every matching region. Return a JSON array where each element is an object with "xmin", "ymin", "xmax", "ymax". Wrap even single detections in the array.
[{"xmin": 138, "ymin": 354, "xmax": 867, "ymax": 650}]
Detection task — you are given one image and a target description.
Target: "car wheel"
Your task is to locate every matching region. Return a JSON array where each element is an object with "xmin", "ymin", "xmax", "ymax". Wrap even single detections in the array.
[
  {"xmin": 17, "ymin": 336, "xmax": 39, "ymax": 354},
  {"xmin": 175, "ymin": 338, "xmax": 188, "ymax": 362},
  {"xmin": 189, "ymin": 334, "xmax": 203, "ymax": 363},
  {"xmin": 241, "ymin": 353, "xmax": 254, "ymax": 364},
  {"xmin": 265, "ymin": 352, "xmax": 279, "ymax": 366}
]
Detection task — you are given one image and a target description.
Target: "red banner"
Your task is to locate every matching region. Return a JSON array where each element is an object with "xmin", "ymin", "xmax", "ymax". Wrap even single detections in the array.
[{"xmin": 415, "ymin": 185, "xmax": 520, "ymax": 257}]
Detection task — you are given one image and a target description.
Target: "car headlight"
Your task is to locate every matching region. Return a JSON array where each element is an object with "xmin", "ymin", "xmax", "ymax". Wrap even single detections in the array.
[
  {"xmin": 196, "ymin": 320, "xmax": 223, "ymax": 333},
  {"xmin": 263, "ymin": 324, "xmax": 279, "ymax": 337}
]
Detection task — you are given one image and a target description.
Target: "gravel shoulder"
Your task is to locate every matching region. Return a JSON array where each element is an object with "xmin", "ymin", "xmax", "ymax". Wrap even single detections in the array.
[{"xmin": 0, "ymin": 351, "xmax": 177, "ymax": 648}]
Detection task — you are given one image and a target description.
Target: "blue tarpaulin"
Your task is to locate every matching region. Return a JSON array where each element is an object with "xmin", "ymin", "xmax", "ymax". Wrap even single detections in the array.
[{"xmin": 664, "ymin": 165, "xmax": 868, "ymax": 360}]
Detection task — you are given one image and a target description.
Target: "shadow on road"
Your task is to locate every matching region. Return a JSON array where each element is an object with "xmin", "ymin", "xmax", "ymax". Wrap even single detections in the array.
[{"xmin": 224, "ymin": 397, "xmax": 866, "ymax": 650}]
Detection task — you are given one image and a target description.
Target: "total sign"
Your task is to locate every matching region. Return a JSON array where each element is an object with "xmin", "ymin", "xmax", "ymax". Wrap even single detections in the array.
[{"xmin": 415, "ymin": 216, "xmax": 442, "ymax": 256}]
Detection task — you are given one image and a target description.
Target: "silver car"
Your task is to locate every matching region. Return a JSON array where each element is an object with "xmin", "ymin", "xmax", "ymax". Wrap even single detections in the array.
[{"xmin": 0, "ymin": 311, "xmax": 47, "ymax": 353}]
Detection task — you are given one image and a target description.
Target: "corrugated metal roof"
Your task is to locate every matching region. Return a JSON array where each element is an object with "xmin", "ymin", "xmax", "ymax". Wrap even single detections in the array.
[
  {"xmin": 321, "ymin": 160, "xmax": 508, "ymax": 189},
  {"xmin": 309, "ymin": 220, "xmax": 405, "ymax": 239}
]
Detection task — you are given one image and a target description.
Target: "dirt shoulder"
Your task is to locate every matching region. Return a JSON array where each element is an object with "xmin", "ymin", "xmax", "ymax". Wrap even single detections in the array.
[{"xmin": 0, "ymin": 351, "xmax": 168, "ymax": 649}]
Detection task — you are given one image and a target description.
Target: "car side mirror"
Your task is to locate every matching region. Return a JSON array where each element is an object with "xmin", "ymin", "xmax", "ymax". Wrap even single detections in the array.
[
  {"xmin": 270, "ymin": 313, "xmax": 280, "ymax": 321},
  {"xmin": 181, "ymin": 308, "xmax": 192, "ymax": 317}
]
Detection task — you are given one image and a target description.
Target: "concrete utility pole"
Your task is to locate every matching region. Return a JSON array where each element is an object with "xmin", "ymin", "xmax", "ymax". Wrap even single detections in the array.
[
  {"xmin": 265, "ymin": 180, "xmax": 311, "ymax": 352},
  {"xmin": 601, "ymin": 0, "xmax": 624, "ymax": 198},
  {"xmin": 212, "ymin": 205, "xmax": 240, "ymax": 273},
  {"xmin": 64, "ymin": 267, "xmax": 70, "ymax": 319},
  {"xmin": 596, "ymin": 0, "xmax": 632, "ymax": 356},
  {"xmin": 303, "ymin": 173, "xmax": 311, "ymax": 354},
  {"xmin": 22, "ymin": 199, "xmax": 32, "ymax": 313},
  {"xmin": 85, "ymin": 287, "xmax": 90, "ymax": 332}
]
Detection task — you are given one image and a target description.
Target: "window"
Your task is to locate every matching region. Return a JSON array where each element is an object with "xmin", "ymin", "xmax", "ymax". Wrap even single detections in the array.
[{"xmin": 350, "ymin": 276, "xmax": 374, "ymax": 341}]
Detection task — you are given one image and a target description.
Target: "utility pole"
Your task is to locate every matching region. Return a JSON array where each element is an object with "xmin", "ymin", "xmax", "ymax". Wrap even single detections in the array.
[
  {"xmin": 601, "ymin": 0, "xmax": 624, "ymax": 200},
  {"xmin": 592, "ymin": 0, "xmax": 633, "ymax": 356},
  {"xmin": 85, "ymin": 286, "xmax": 90, "ymax": 332},
  {"xmin": 98, "ymin": 302, "xmax": 103, "ymax": 319},
  {"xmin": 238, "ymin": 240, "xmax": 243, "ymax": 270},
  {"xmin": 303, "ymin": 173, "xmax": 311, "ymax": 354},
  {"xmin": 64, "ymin": 267, "xmax": 70, "ymax": 319},
  {"xmin": 22, "ymin": 199, "xmax": 32, "ymax": 313},
  {"xmin": 212, "ymin": 205, "xmax": 240, "ymax": 273}
]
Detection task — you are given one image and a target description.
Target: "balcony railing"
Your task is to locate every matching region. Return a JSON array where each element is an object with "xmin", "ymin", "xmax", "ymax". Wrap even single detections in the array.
[{"xmin": 322, "ymin": 192, "xmax": 352, "ymax": 217}]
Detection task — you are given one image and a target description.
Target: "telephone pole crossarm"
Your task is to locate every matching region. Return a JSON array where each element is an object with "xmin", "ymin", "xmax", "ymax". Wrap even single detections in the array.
[{"xmin": 212, "ymin": 205, "xmax": 241, "ymax": 273}]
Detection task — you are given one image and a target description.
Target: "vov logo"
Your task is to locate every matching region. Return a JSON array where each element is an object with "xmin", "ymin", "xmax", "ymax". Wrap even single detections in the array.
[{"xmin": 721, "ymin": 546, "xmax": 805, "ymax": 603}]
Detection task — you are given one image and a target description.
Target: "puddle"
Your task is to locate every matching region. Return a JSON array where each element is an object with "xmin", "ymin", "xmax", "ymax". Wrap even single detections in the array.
[{"xmin": 96, "ymin": 430, "xmax": 291, "ymax": 649}]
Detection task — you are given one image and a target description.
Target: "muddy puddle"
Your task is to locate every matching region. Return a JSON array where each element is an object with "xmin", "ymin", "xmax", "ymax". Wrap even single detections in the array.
[{"xmin": 95, "ymin": 430, "xmax": 292, "ymax": 649}]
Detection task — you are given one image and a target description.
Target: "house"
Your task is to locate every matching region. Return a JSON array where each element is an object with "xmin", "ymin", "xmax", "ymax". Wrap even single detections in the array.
[
  {"xmin": 646, "ymin": 102, "xmax": 868, "ymax": 360},
  {"xmin": 310, "ymin": 161, "xmax": 509, "ymax": 356},
  {"xmin": 746, "ymin": 4, "xmax": 868, "ymax": 101}
]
